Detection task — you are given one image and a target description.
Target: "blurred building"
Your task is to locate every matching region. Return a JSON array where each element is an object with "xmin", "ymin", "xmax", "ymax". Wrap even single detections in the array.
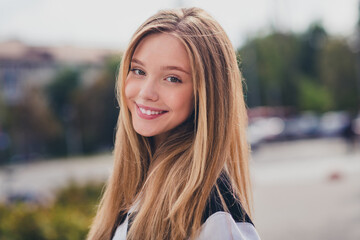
[{"xmin": 0, "ymin": 40, "xmax": 119, "ymax": 105}]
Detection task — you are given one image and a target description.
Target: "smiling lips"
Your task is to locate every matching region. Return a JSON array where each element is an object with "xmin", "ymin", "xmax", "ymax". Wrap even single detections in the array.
[{"xmin": 136, "ymin": 103, "xmax": 168, "ymax": 120}]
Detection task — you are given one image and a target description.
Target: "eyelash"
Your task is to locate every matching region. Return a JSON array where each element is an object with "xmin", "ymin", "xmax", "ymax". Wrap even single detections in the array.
[
  {"xmin": 165, "ymin": 76, "xmax": 182, "ymax": 83},
  {"xmin": 130, "ymin": 68, "xmax": 182, "ymax": 83},
  {"xmin": 130, "ymin": 68, "xmax": 145, "ymax": 76}
]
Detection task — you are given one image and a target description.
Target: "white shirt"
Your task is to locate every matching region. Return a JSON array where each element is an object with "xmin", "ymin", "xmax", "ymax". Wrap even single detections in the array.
[
  {"xmin": 112, "ymin": 174, "xmax": 261, "ymax": 240},
  {"xmin": 112, "ymin": 210, "xmax": 261, "ymax": 240}
]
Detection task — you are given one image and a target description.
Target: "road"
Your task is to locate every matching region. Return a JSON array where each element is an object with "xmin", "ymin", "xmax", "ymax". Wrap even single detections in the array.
[
  {"xmin": 251, "ymin": 138, "xmax": 360, "ymax": 240},
  {"xmin": 0, "ymin": 138, "xmax": 359, "ymax": 239}
]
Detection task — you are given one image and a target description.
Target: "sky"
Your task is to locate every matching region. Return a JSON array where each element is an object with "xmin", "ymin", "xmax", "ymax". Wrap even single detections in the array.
[{"xmin": 0, "ymin": 0, "xmax": 358, "ymax": 50}]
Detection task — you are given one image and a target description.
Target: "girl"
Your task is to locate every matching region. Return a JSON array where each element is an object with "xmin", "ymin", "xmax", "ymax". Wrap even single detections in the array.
[{"xmin": 87, "ymin": 7, "xmax": 261, "ymax": 240}]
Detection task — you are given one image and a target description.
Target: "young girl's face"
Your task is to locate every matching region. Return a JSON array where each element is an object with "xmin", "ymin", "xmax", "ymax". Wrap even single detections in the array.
[{"xmin": 125, "ymin": 33, "xmax": 194, "ymax": 142}]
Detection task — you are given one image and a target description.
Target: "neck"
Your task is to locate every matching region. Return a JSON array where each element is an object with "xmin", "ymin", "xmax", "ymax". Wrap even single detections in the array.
[{"xmin": 153, "ymin": 133, "xmax": 167, "ymax": 149}]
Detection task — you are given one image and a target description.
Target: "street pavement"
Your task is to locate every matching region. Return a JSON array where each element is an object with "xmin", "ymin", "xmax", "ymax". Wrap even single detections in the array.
[
  {"xmin": 252, "ymin": 138, "xmax": 360, "ymax": 240},
  {"xmin": 0, "ymin": 138, "xmax": 359, "ymax": 239}
]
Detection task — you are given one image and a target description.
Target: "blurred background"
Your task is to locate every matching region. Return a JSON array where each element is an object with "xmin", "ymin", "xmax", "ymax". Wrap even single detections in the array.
[{"xmin": 0, "ymin": 0, "xmax": 359, "ymax": 239}]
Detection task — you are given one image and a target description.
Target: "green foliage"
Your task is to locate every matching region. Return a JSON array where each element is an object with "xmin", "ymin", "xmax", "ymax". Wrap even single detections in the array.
[
  {"xmin": 240, "ymin": 33, "xmax": 301, "ymax": 107},
  {"xmin": 239, "ymin": 22, "xmax": 359, "ymax": 112},
  {"xmin": 0, "ymin": 92, "xmax": 11, "ymax": 163},
  {"xmin": 55, "ymin": 181, "xmax": 103, "ymax": 209},
  {"xmin": 0, "ymin": 92, "xmax": 6, "ymax": 126},
  {"xmin": 46, "ymin": 68, "xmax": 80, "ymax": 119},
  {"xmin": 73, "ymin": 56, "xmax": 120, "ymax": 153},
  {"xmin": 319, "ymin": 39, "xmax": 358, "ymax": 110},
  {"xmin": 297, "ymin": 75, "xmax": 333, "ymax": 112},
  {"xmin": 41, "ymin": 68, "xmax": 82, "ymax": 156},
  {"xmin": 0, "ymin": 182, "xmax": 104, "ymax": 240},
  {"xmin": 1, "ymin": 87, "xmax": 62, "ymax": 164},
  {"xmin": 299, "ymin": 22, "xmax": 327, "ymax": 77},
  {"xmin": 0, "ymin": 204, "xmax": 46, "ymax": 240},
  {"xmin": 1, "ymin": 55, "xmax": 121, "ymax": 162}
]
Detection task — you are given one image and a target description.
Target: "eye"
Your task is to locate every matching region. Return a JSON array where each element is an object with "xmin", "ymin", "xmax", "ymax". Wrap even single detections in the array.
[
  {"xmin": 166, "ymin": 76, "xmax": 182, "ymax": 83},
  {"xmin": 130, "ymin": 68, "xmax": 146, "ymax": 76}
]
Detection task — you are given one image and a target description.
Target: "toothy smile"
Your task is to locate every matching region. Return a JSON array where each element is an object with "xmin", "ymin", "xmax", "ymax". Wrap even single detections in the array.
[
  {"xmin": 139, "ymin": 107, "xmax": 166, "ymax": 115},
  {"xmin": 135, "ymin": 103, "xmax": 168, "ymax": 119}
]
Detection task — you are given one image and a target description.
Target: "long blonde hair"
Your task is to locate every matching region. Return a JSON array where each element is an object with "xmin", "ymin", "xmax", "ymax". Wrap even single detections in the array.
[{"xmin": 87, "ymin": 7, "xmax": 252, "ymax": 240}]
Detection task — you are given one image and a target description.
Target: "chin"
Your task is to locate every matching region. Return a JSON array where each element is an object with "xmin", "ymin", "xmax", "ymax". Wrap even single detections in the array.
[{"xmin": 134, "ymin": 128, "xmax": 157, "ymax": 138}]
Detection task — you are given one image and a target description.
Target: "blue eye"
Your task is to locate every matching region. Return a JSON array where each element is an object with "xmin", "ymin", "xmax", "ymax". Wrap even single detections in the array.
[
  {"xmin": 166, "ymin": 76, "xmax": 182, "ymax": 83},
  {"xmin": 131, "ymin": 68, "xmax": 145, "ymax": 76}
]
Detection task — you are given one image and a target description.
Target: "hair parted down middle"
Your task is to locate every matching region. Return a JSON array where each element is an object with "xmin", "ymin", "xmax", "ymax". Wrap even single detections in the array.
[{"xmin": 87, "ymin": 7, "xmax": 252, "ymax": 240}]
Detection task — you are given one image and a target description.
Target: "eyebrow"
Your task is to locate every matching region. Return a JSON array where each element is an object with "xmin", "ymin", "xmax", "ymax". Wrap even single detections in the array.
[{"xmin": 131, "ymin": 58, "xmax": 190, "ymax": 75}]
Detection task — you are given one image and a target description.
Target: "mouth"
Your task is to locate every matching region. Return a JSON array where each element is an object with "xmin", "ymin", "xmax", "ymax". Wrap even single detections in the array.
[{"xmin": 136, "ymin": 103, "xmax": 168, "ymax": 119}]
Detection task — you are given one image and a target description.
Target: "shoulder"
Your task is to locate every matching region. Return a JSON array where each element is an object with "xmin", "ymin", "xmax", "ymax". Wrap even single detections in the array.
[
  {"xmin": 198, "ymin": 174, "xmax": 261, "ymax": 240},
  {"xmin": 202, "ymin": 173, "xmax": 253, "ymax": 225},
  {"xmin": 196, "ymin": 212, "xmax": 261, "ymax": 240}
]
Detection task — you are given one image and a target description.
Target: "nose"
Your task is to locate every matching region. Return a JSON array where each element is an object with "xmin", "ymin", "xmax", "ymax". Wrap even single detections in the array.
[{"xmin": 138, "ymin": 76, "xmax": 159, "ymax": 101}]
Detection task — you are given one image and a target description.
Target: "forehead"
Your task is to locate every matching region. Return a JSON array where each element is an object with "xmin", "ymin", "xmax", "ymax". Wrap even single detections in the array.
[{"xmin": 132, "ymin": 33, "xmax": 191, "ymax": 71}]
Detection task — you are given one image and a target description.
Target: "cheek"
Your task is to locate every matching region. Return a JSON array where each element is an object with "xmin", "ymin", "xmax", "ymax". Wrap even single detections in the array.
[
  {"xmin": 124, "ymin": 79, "xmax": 137, "ymax": 111},
  {"xmin": 125, "ymin": 79, "xmax": 137, "ymax": 101},
  {"xmin": 168, "ymin": 89, "xmax": 194, "ymax": 114}
]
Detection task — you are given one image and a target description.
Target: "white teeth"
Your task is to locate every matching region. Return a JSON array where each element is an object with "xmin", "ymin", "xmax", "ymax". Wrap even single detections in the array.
[{"xmin": 139, "ymin": 107, "xmax": 164, "ymax": 115}]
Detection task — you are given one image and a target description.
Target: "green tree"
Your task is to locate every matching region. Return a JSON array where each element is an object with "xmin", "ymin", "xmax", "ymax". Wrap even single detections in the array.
[
  {"xmin": 318, "ymin": 38, "xmax": 358, "ymax": 111},
  {"xmin": 45, "ymin": 68, "xmax": 81, "ymax": 156},
  {"xmin": 299, "ymin": 22, "xmax": 327, "ymax": 79},
  {"xmin": 73, "ymin": 56, "xmax": 120, "ymax": 153},
  {"xmin": 297, "ymin": 75, "xmax": 333, "ymax": 112},
  {"xmin": 3, "ymin": 87, "xmax": 61, "ymax": 163},
  {"xmin": 0, "ymin": 182, "xmax": 103, "ymax": 240},
  {"xmin": 46, "ymin": 68, "xmax": 80, "ymax": 119},
  {"xmin": 240, "ymin": 32, "xmax": 301, "ymax": 108},
  {"xmin": 0, "ymin": 92, "xmax": 11, "ymax": 163},
  {"xmin": 239, "ymin": 22, "xmax": 357, "ymax": 112}
]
